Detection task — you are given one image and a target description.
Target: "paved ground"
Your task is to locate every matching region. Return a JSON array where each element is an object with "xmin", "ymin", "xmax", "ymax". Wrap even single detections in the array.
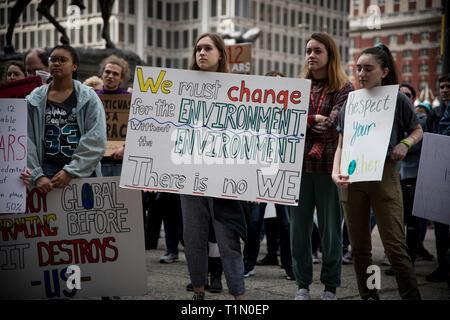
[{"xmin": 118, "ymin": 225, "xmax": 449, "ymax": 301}]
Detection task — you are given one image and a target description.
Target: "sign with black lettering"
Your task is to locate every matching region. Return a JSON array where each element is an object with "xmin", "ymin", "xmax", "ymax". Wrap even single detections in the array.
[
  {"xmin": 0, "ymin": 176, "xmax": 146, "ymax": 299},
  {"xmin": 98, "ymin": 94, "xmax": 131, "ymax": 156},
  {"xmin": 120, "ymin": 67, "xmax": 311, "ymax": 205}
]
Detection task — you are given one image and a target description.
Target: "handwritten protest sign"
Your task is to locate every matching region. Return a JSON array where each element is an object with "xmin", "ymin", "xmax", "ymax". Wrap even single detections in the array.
[
  {"xmin": 227, "ymin": 43, "xmax": 252, "ymax": 74},
  {"xmin": 0, "ymin": 99, "xmax": 27, "ymax": 213},
  {"xmin": 340, "ymin": 85, "xmax": 398, "ymax": 182},
  {"xmin": 120, "ymin": 67, "xmax": 310, "ymax": 205},
  {"xmin": 0, "ymin": 76, "xmax": 42, "ymax": 98},
  {"xmin": 413, "ymin": 133, "xmax": 450, "ymax": 225},
  {"xmin": 0, "ymin": 177, "xmax": 146, "ymax": 299},
  {"xmin": 98, "ymin": 94, "xmax": 131, "ymax": 156}
]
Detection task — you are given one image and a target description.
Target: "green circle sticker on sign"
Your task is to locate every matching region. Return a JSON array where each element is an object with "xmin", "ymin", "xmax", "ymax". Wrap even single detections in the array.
[{"xmin": 348, "ymin": 160, "xmax": 357, "ymax": 175}]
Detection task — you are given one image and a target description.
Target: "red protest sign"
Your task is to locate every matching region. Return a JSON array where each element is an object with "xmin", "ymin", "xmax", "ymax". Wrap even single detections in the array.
[{"xmin": 0, "ymin": 76, "xmax": 42, "ymax": 98}]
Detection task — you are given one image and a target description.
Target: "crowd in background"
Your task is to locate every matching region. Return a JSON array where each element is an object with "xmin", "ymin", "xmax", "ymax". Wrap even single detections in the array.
[{"xmin": 3, "ymin": 30, "xmax": 450, "ymax": 300}]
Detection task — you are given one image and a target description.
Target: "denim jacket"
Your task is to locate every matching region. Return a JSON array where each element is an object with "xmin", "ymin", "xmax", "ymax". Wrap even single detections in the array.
[{"xmin": 26, "ymin": 80, "xmax": 107, "ymax": 185}]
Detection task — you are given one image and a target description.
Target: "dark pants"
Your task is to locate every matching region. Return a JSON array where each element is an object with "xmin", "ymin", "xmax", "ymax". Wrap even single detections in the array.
[
  {"xmin": 401, "ymin": 179, "xmax": 420, "ymax": 262},
  {"xmin": 157, "ymin": 193, "xmax": 183, "ymax": 255},
  {"xmin": 434, "ymin": 221, "xmax": 450, "ymax": 273},
  {"xmin": 243, "ymin": 203, "xmax": 291, "ymax": 269}
]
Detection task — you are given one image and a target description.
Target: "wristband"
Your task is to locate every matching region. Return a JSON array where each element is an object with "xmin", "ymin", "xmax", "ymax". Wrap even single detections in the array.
[{"xmin": 400, "ymin": 139, "xmax": 412, "ymax": 149}]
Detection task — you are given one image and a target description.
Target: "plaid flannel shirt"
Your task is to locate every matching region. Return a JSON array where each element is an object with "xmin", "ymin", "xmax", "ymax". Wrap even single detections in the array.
[{"xmin": 302, "ymin": 79, "xmax": 354, "ymax": 173}]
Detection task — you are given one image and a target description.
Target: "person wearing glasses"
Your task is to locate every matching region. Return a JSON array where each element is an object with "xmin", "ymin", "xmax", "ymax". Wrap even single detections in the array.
[
  {"xmin": 399, "ymin": 83, "xmax": 416, "ymax": 105},
  {"xmin": 22, "ymin": 45, "xmax": 106, "ymax": 193}
]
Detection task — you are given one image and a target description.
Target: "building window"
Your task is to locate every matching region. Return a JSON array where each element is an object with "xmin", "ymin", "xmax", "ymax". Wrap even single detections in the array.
[
  {"xmin": 88, "ymin": 25, "xmax": 93, "ymax": 43},
  {"xmin": 419, "ymin": 63, "xmax": 428, "ymax": 73},
  {"xmin": 183, "ymin": 30, "xmax": 189, "ymax": 48},
  {"xmin": 403, "ymin": 64, "xmax": 411, "ymax": 74},
  {"xmin": 403, "ymin": 50, "xmax": 412, "ymax": 58},
  {"xmin": 80, "ymin": 26, "xmax": 84, "ymax": 44},
  {"xmin": 192, "ymin": 29, "xmax": 198, "ymax": 45},
  {"xmin": 166, "ymin": 3, "xmax": 172, "ymax": 21},
  {"xmin": 240, "ymin": 0, "xmax": 248, "ymax": 17},
  {"xmin": 283, "ymin": 8, "xmax": 288, "ymax": 26},
  {"xmin": 147, "ymin": 0, "xmax": 153, "ymax": 18},
  {"xmin": 156, "ymin": 57, "xmax": 162, "ymax": 67},
  {"xmin": 388, "ymin": 35, "xmax": 397, "ymax": 45},
  {"xmin": 235, "ymin": 0, "xmax": 240, "ymax": 16},
  {"xmin": 174, "ymin": 31, "xmax": 179, "ymax": 49},
  {"xmin": 166, "ymin": 31, "xmax": 172, "ymax": 49},
  {"xmin": 193, "ymin": 1, "xmax": 199, "ymax": 19},
  {"xmin": 419, "ymin": 80, "xmax": 428, "ymax": 92},
  {"xmin": 266, "ymin": 60, "xmax": 272, "ymax": 72},
  {"xmin": 421, "ymin": 32, "xmax": 430, "ymax": 42},
  {"xmin": 404, "ymin": 33, "xmax": 413, "ymax": 43},
  {"xmin": 290, "ymin": 37, "xmax": 295, "ymax": 54},
  {"xmin": 119, "ymin": 23, "xmax": 124, "ymax": 42},
  {"xmin": 147, "ymin": 28, "xmax": 153, "ymax": 46},
  {"xmin": 183, "ymin": 2, "xmax": 189, "ymax": 20},
  {"xmin": 267, "ymin": 5, "xmax": 272, "ymax": 23},
  {"xmin": 260, "ymin": 3, "xmax": 265, "ymax": 22},
  {"xmin": 157, "ymin": 1, "xmax": 163, "ymax": 19},
  {"xmin": 275, "ymin": 34, "xmax": 279, "ymax": 51},
  {"xmin": 250, "ymin": 1, "xmax": 256, "ymax": 19},
  {"xmin": 129, "ymin": 0, "xmax": 135, "ymax": 14},
  {"xmin": 420, "ymin": 49, "xmax": 428, "ymax": 57},
  {"xmin": 129, "ymin": 25, "xmax": 135, "ymax": 44},
  {"xmin": 183, "ymin": 58, "xmax": 189, "ymax": 69},
  {"xmin": 267, "ymin": 33, "xmax": 272, "ymax": 50},
  {"xmin": 157, "ymin": 29, "xmax": 162, "ymax": 47},
  {"xmin": 437, "ymin": 62, "xmax": 442, "ymax": 74},
  {"xmin": 175, "ymin": 3, "xmax": 180, "ymax": 20},
  {"xmin": 222, "ymin": 0, "xmax": 227, "ymax": 15},
  {"xmin": 147, "ymin": 56, "xmax": 153, "ymax": 66},
  {"xmin": 298, "ymin": 38, "xmax": 303, "ymax": 55},
  {"xmin": 211, "ymin": 0, "xmax": 217, "ymax": 17},
  {"xmin": 373, "ymin": 36, "xmax": 381, "ymax": 46}
]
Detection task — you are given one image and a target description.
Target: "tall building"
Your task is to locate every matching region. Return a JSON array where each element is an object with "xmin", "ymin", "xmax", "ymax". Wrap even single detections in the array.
[
  {"xmin": 347, "ymin": 0, "xmax": 442, "ymax": 97},
  {"xmin": 0, "ymin": 0, "xmax": 351, "ymax": 79}
]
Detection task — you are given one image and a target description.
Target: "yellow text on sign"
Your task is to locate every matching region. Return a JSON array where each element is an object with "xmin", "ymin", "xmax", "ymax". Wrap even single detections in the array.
[{"xmin": 137, "ymin": 68, "xmax": 173, "ymax": 94}]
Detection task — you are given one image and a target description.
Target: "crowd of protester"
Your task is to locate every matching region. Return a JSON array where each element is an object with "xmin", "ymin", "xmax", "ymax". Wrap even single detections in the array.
[{"xmin": 3, "ymin": 31, "xmax": 449, "ymax": 300}]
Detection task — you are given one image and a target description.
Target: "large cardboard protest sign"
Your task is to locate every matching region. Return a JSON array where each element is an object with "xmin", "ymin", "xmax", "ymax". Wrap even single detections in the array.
[
  {"xmin": 98, "ymin": 94, "xmax": 131, "ymax": 156},
  {"xmin": 0, "ymin": 177, "xmax": 146, "ymax": 299},
  {"xmin": 120, "ymin": 67, "xmax": 310, "ymax": 205},
  {"xmin": 412, "ymin": 133, "xmax": 450, "ymax": 225},
  {"xmin": 226, "ymin": 43, "xmax": 252, "ymax": 74},
  {"xmin": 0, "ymin": 99, "xmax": 27, "ymax": 213},
  {"xmin": 0, "ymin": 76, "xmax": 42, "ymax": 98},
  {"xmin": 340, "ymin": 85, "xmax": 398, "ymax": 182}
]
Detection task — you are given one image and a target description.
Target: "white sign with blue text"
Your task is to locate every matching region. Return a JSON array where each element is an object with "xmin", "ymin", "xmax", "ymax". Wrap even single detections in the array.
[{"xmin": 340, "ymin": 85, "xmax": 398, "ymax": 182}]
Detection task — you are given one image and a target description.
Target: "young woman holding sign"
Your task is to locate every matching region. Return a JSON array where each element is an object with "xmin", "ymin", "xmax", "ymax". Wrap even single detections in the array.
[
  {"xmin": 181, "ymin": 33, "xmax": 247, "ymax": 300},
  {"xmin": 332, "ymin": 44, "xmax": 423, "ymax": 300},
  {"xmin": 23, "ymin": 45, "xmax": 106, "ymax": 192},
  {"xmin": 290, "ymin": 33, "xmax": 354, "ymax": 300}
]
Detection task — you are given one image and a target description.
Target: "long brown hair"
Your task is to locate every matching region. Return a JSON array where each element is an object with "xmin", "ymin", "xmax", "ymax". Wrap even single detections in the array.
[
  {"xmin": 302, "ymin": 33, "xmax": 348, "ymax": 93},
  {"xmin": 189, "ymin": 32, "xmax": 229, "ymax": 73}
]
